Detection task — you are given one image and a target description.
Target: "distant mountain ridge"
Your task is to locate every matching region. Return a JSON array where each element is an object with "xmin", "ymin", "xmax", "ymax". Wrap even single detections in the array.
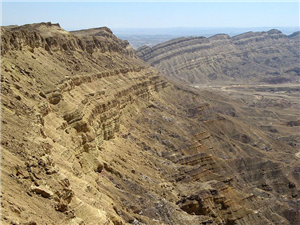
[
  {"xmin": 114, "ymin": 27, "xmax": 299, "ymax": 49},
  {"xmin": 137, "ymin": 29, "xmax": 300, "ymax": 84},
  {"xmin": 114, "ymin": 27, "xmax": 300, "ymax": 36}
]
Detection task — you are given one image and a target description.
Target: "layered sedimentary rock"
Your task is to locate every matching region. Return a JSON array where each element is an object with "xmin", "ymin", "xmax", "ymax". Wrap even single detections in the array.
[
  {"xmin": 1, "ymin": 23, "xmax": 299, "ymax": 225},
  {"xmin": 137, "ymin": 30, "xmax": 300, "ymax": 84}
]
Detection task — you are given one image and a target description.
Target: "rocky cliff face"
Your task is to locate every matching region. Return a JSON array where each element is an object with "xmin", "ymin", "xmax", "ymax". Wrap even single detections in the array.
[
  {"xmin": 1, "ymin": 23, "xmax": 299, "ymax": 225},
  {"xmin": 137, "ymin": 30, "xmax": 300, "ymax": 84}
]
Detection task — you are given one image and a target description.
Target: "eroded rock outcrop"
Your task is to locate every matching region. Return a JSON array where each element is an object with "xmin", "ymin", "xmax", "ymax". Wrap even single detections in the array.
[
  {"xmin": 137, "ymin": 30, "xmax": 300, "ymax": 84},
  {"xmin": 1, "ymin": 23, "xmax": 299, "ymax": 225}
]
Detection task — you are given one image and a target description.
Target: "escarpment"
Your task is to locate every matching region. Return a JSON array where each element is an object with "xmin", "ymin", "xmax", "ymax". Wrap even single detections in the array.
[
  {"xmin": 1, "ymin": 23, "xmax": 300, "ymax": 225},
  {"xmin": 1, "ymin": 22, "xmax": 135, "ymax": 56},
  {"xmin": 137, "ymin": 30, "xmax": 300, "ymax": 84}
]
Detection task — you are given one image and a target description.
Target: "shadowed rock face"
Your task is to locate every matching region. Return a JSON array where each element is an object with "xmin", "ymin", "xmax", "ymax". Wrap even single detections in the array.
[
  {"xmin": 1, "ymin": 23, "xmax": 299, "ymax": 225},
  {"xmin": 136, "ymin": 30, "xmax": 300, "ymax": 84}
]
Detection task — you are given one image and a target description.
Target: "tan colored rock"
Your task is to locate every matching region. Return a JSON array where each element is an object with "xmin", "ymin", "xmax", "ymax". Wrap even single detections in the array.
[
  {"xmin": 137, "ymin": 30, "xmax": 300, "ymax": 85},
  {"xmin": 30, "ymin": 185, "xmax": 53, "ymax": 198},
  {"xmin": 1, "ymin": 22, "xmax": 299, "ymax": 225}
]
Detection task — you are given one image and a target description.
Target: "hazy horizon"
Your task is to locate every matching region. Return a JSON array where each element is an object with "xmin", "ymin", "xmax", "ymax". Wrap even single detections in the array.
[
  {"xmin": 112, "ymin": 26, "xmax": 300, "ymax": 49},
  {"xmin": 112, "ymin": 26, "xmax": 300, "ymax": 35},
  {"xmin": 2, "ymin": 1, "xmax": 299, "ymax": 31},
  {"xmin": 2, "ymin": 1, "xmax": 299, "ymax": 49},
  {"xmin": 2, "ymin": 23, "xmax": 299, "ymax": 33}
]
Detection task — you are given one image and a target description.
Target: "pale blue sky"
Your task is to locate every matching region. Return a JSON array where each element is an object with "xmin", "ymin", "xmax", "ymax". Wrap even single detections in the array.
[{"xmin": 1, "ymin": 1, "xmax": 299, "ymax": 31}]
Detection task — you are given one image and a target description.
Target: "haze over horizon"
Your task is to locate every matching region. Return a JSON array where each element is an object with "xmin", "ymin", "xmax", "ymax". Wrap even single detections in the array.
[
  {"xmin": 113, "ymin": 26, "xmax": 300, "ymax": 49},
  {"xmin": 112, "ymin": 26, "xmax": 300, "ymax": 36},
  {"xmin": 2, "ymin": 1, "xmax": 299, "ymax": 32}
]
